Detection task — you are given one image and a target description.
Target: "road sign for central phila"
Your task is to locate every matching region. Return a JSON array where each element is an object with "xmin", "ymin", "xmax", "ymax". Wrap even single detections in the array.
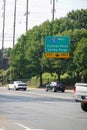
[{"xmin": 45, "ymin": 36, "xmax": 70, "ymax": 58}]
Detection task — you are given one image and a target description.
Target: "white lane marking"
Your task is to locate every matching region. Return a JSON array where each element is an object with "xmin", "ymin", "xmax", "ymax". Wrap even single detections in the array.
[
  {"xmin": 17, "ymin": 123, "xmax": 45, "ymax": 130},
  {"xmin": 17, "ymin": 123, "xmax": 30, "ymax": 130}
]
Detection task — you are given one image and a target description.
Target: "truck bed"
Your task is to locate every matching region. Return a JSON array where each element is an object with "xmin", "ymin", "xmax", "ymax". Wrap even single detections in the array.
[{"xmin": 74, "ymin": 83, "xmax": 87, "ymax": 101}]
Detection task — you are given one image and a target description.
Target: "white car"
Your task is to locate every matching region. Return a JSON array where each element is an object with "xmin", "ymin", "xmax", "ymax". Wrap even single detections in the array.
[
  {"xmin": 74, "ymin": 83, "xmax": 87, "ymax": 101},
  {"xmin": 8, "ymin": 81, "xmax": 27, "ymax": 91}
]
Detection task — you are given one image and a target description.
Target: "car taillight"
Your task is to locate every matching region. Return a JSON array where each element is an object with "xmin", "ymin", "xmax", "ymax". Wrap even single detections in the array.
[{"xmin": 74, "ymin": 85, "xmax": 76, "ymax": 93}]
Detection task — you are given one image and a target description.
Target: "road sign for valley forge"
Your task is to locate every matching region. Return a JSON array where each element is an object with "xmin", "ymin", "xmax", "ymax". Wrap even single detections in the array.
[{"xmin": 45, "ymin": 36, "xmax": 70, "ymax": 58}]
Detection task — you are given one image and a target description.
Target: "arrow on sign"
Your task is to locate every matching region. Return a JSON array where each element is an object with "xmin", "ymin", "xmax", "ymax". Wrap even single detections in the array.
[
  {"xmin": 17, "ymin": 123, "xmax": 45, "ymax": 130},
  {"xmin": 55, "ymin": 54, "xmax": 59, "ymax": 57}
]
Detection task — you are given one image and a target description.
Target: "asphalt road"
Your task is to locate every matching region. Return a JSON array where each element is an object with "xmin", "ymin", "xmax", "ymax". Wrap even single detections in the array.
[{"xmin": 0, "ymin": 87, "xmax": 87, "ymax": 130}]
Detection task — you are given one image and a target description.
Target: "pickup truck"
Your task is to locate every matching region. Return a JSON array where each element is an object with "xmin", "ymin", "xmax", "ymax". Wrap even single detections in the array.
[
  {"xmin": 8, "ymin": 81, "xmax": 27, "ymax": 91},
  {"xmin": 74, "ymin": 83, "xmax": 87, "ymax": 112}
]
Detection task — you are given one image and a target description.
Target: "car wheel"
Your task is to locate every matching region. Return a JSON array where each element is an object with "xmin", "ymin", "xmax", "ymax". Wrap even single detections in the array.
[
  {"xmin": 46, "ymin": 87, "xmax": 48, "ymax": 91},
  {"xmin": 14, "ymin": 86, "xmax": 17, "ymax": 90},
  {"xmin": 53, "ymin": 87, "xmax": 57, "ymax": 92},
  {"xmin": 8, "ymin": 87, "xmax": 10, "ymax": 90},
  {"xmin": 81, "ymin": 101, "xmax": 87, "ymax": 112},
  {"xmin": 61, "ymin": 90, "xmax": 65, "ymax": 92},
  {"xmin": 75, "ymin": 99, "xmax": 79, "ymax": 102}
]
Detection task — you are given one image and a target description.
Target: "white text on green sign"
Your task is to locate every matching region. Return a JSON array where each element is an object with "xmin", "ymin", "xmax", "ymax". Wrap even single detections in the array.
[{"xmin": 45, "ymin": 36, "xmax": 70, "ymax": 53}]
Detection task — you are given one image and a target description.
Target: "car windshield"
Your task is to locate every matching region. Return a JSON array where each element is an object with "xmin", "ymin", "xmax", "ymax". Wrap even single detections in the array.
[{"xmin": 14, "ymin": 81, "xmax": 23, "ymax": 84}]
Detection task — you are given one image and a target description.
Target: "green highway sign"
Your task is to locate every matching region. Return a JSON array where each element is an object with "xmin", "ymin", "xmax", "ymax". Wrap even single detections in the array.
[{"xmin": 45, "ymin": 36, "xmax": 70, "ymax": 53}]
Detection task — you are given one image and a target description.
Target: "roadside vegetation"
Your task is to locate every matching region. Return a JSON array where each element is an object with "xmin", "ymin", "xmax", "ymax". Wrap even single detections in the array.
[{"xmin": 0, "ymin": 9, "xmax": 87, "ymax": 88}]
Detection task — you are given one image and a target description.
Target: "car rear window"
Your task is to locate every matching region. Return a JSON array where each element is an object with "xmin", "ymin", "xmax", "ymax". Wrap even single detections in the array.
[{"xmin": 51, "ymin": 82, "xmax": 57, "ymax": 85}]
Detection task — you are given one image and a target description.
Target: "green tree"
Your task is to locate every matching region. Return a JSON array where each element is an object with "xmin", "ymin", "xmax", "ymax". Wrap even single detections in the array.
[
  {"xmin": 73, "ymin": 38, "xmax": 87, "ymax": 82},
  {"xmin": 67, "ymin": 9, "xmax": 87, "ymax": 29},
  {"xmin": 10, "ymin": 34, "xmax": 29, "ymax": 79},
  {"xmin": 8, "ymin": 9, "xmax": 87, "ymax": 85}
]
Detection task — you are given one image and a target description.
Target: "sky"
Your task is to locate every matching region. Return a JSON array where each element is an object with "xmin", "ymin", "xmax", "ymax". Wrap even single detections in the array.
[{"xmin": 0, "ymin": 0, "xmax": 87, "ymax": 49}]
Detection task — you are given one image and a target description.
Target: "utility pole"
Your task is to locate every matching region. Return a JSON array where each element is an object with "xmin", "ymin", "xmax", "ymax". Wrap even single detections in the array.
[
  {"xmin": 26, "ymin": 0, "xmax": 29, "ymax": 31},
  {"xmin": 13, "ymin": 0, "xmax": 17, "ymax": 47},
  {"xmin": 2, "ymin": 0, "xmax": 6, "ymax": 69},
  {"xmin": 24, "ymin": 0, "xmax": 30, "ymax": 31},
  {"xmin": 50, "ymin": 0, "xmax": 58, "ymax": 21}
]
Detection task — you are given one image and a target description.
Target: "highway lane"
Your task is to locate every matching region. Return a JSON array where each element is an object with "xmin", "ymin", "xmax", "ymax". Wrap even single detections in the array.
[{"xmin": 0, "ymin": 87, "xmax": 87, "ymax": 130}]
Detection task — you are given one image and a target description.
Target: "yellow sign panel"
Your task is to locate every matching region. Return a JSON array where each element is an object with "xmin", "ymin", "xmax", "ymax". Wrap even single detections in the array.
[{"xmin": 45, "ymin": 53, "xmax": 70, "ymax": 58}]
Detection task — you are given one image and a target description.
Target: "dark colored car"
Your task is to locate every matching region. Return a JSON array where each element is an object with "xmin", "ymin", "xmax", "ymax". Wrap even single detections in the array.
[{"xmin": 45, "ymin": 81, "xmax": 65, "ymax": 92}]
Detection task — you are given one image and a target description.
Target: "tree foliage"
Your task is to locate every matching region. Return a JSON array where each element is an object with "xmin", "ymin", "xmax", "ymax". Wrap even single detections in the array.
[
  {"xmin": 73, "ymin": 38, "xmax": 87, "ymax": 76},
  {"xmin": 2, "ymin": 9, "xmax": 87, "ymax": 85},
  {"xmin": 67, "ymin": 9, "xmax": 87, "ymax": 29}
]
